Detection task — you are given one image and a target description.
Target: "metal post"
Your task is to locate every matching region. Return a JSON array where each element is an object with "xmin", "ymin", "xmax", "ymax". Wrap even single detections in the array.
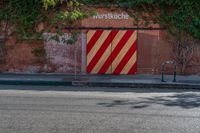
[
  {"xmin": 74, "ymin": 43, "xmax": 77, "ymax": 80},
  {"xmin": 161, "ymin": 61, "xmax": 177, "ymax": 82},
  {"xmin": 161, "ymin": 63, "xmax": 165, "ymax": 82},
  {"xmin": 81, "ymin": 31, "xmax": 87, "ymax": 74}
]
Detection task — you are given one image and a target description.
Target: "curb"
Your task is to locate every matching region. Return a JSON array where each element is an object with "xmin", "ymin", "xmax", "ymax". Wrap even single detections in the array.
[
  {"xmin": 0, "ymin": 80, "xmax": 72, "ymax": 86},
  {"xmin": 0, "ymin": 80, "xmax": 200, "ymax": 89},
  {"xmin": 72, "ymin": 81, "xmax": 200, "ymax": 89}
]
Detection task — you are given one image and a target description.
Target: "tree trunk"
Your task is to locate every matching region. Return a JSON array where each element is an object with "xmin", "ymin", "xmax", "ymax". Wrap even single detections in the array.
[
  {"xmin": 0, "ymin": 36, "xmax": 6, "ymax": 63},
  {"xmin": 181, "ymin": 64, "xmax": 186, "ymax": 75}
]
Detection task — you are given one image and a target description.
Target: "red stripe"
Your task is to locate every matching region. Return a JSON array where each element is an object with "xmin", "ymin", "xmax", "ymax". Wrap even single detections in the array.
[
  {"xmin": 113, "ymin": 40, "xmax": 137, "ymax": 74},
  {"xmin": 87, "ymin": 30, "xmax": 104, "ymax": 54},
  {"xmin": 128, "ymin": 61, "xmax": 137, "ymax": 74},
  {"xmin": 87, "ymin": 30, "xmax": 119, "ymax": 73},
  {"xmin": 98, "ymin": 30, "xmax": 134, "ymax": 74}
]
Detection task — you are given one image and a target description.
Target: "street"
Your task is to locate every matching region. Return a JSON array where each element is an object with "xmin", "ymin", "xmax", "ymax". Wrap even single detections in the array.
[{"xmin": 0, "ymin": 86, "xmax": 200, "ymax": 133}]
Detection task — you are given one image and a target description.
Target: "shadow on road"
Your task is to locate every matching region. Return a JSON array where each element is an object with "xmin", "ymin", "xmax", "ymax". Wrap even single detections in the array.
[{"xmin": 98, "ymin": 93, "xmax": 200, "ymax": 109}]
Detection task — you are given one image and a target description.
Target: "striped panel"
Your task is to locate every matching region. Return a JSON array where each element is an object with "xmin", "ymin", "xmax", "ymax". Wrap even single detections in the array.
[{"xmin": 86, "ymin": 30, "xmax": 137, "ymax": 75}]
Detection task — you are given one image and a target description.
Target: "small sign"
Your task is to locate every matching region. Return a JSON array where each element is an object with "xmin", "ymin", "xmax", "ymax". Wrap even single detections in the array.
[{"xmin": 93, "ymin": 13, "xmax": 129, "ymax": 20}]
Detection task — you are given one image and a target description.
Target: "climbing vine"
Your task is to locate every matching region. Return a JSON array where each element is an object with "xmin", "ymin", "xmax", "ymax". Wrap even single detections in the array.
[
  {"xmin": 0, "ymin": 0, "xmax": 46, "ymax": 38},
  {"xmin": 1, "ymin": 0, "xmax": 200, "ymax": 39},
  {"xmin": 0, "ymin": 0, "xmax": 89, "ymax": 39},
  {"xmin": 80, "ymin": 0, "xmax": 200, "ymax": 39}
]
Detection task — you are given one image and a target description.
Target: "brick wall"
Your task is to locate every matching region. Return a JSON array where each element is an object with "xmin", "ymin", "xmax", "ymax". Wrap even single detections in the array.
[
  {"xmin": 43, "ymin": 33, "xmax": 82, "ymax": 73},
  {"xmin": 1, "ymin": 7, "xmax": 200, "ymax": 75},
  {"xmin": 80, "ymin": 7, "xmax": 200, "ymax": 75}
]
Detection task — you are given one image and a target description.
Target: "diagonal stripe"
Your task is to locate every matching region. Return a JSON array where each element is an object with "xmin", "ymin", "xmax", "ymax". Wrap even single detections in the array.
[
  {"xmin": 98, "ymin": 30, "xmax": 134, "ymax": 74},
  {"xmin": 104, "ymin": 31, "xmax": 127, "ymax": 74},
  {"xmin": 87, "ymin": 30, "xmax": 119, "ymax": 73},
  {"xmin": 112, "ymin": 31, "xmax": 137, "ymax": 74},
  {"xmin": 115, "ymin": 44, "xmax": 137, "ymax": 74},
  {"xmin": 87, "ymin": 30, "xmax": 97, "ymax": 43},
  {"xmin": 91, "ymin": 44, "xmax": 112, "ymax": 74},
  {"xmin": 121, "ymin": 51, "xmax": 137, "ymax": 74},
  {"xmin": 128, "ymin": 61, "xmax": 137, "ymax": 75},
  {"xmin": 87, "ymin": 30, "xmax": 104, "ymax": 54},
  {"xmin": 87, "ymin": 30, "xmax": 111, "ymax": 66},
  {"xmin": 111, "ymin": 30, "xmax": 127, "ymax": 48},
  {"xmin": 113, "ymin": 36, "xmax": 137, "ymax": 74}
]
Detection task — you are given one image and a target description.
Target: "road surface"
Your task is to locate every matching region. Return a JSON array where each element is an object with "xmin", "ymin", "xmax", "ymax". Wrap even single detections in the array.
[{"xmin": 0, "ymin": 85, "xmax": 200, "ymax": 133}]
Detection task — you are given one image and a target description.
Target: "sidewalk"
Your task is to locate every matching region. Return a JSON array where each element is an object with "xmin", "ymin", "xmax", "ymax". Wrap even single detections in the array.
[{"xmin": 0, "ymin": 73, "xmax": 200, "ymax": 89}]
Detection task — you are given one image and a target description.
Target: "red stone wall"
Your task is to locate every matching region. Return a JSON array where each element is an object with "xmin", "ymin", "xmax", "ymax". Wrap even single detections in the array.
[
  {"xmin": 0, "ymin": 39, "xmax": 42, "ymax": 73},
  {"xmin": 81, "ymin": 7, "xmax": 200, "ymax": 75},
  {"xmin": 137, "ymin": 30, "xmax": 200, "ymax": 75},
  {"xmin": 1, "ymin": 7, "xmax": 200, "ymax": 75},
  {"xmin": 81, "ymin": 8, "xmax": 134, "ymax": 28},
  {"xmin": 44, "ymin": 33, "xmax": 82, "ymax": 73},
  {"xmin": 81, "ymin": 8, "xmax": 159, "ymax": 28}
]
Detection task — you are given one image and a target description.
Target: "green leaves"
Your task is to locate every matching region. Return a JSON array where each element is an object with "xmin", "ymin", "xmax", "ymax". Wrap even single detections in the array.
[
  {"xmin": 42, "ymin": 0, "xmax": 81, "ymax": 10},
  {"xmin": 0, "ymin": 0, "xmax": 87, "ymax": 39},
  {"xmin": 0, "ymin": 0, "xmax": 46, "ymax": 38},
  {"xmin": 160, "ymin": 0, "xmax": 200, "ymax": 38},
  {"xmin": 82, "ymin": 0, "xmax": 200, "ymax": 39},
  {"xmin": 42, "ymin": 0, "xmax": 59, "ymax": 10},
  {"xmin": 59, "ymin": 10, "xmax": 85, "ymax": 21},
  {"xmin": 1, "ymin": 0, "xmax": 200, "ymax": 39}
]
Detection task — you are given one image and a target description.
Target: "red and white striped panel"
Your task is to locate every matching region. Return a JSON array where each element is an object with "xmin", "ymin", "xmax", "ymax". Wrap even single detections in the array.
[{"xmin": 87, "ymin": 30, "xmax": 137, "ymax": 75}]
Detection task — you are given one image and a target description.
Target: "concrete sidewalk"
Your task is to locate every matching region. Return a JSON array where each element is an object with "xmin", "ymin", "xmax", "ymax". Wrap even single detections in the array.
[{"xmin": 0, "ymin": 73, "xmax": 200, "ymax": 89}]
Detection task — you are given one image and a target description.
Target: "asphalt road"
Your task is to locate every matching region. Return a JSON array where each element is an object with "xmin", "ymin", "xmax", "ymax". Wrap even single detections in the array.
[{"xmin": 0, "ymin": 85, "xmax": 200, "ymax": 133}]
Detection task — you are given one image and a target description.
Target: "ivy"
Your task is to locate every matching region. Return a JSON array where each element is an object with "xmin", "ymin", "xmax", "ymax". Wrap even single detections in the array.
[
  {"xmin": 0, "ymin": 0, "xmax": 46, "ymax": 38},
  {"xmin": 0, "ymin": 0, "xmax": 88, "ymax": 40},
  {"xmin": 80, "ymin": 0, "xmax": 200, "ymax": 39},
  {"xmin": 1, "ymin": 0, "xmax": 199, "ymax": 39}
]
